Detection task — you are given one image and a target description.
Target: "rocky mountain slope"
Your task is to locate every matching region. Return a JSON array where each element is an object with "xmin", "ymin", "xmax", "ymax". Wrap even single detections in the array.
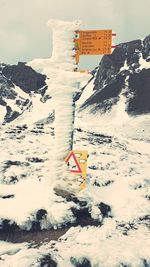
[
  {"xmin": 0, "ymin": 62, "xmax": 47, "ymax": 123},
  {"xmin": 80, "ymin": 34, "xmax": 150, "ymax": 115}
]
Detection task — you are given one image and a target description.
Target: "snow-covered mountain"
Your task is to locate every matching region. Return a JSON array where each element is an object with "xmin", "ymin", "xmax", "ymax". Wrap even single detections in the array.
[
  {"xmin": 0, "ymin": 62, "xmax": 47, "ymax": 124},
  {"xmin": 1, "ymin": 35, "xmax": 149, "ymax": 126},
  {"xmin": 79, "ymin": 34, "xmax": 150, "ymax": 115}
]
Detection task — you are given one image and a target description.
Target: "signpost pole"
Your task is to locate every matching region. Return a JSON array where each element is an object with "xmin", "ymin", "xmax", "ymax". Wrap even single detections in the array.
[
  {"xmin": 29, "ymin": 20, "xmax": 116, "ymax": 193},
  {"xmin": 47, "ymin": 20, "xmax": 90, "ymax": 193}
]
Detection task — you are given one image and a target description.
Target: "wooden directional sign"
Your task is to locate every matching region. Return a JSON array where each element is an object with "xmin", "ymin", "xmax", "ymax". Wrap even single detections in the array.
[
  {"xmin": 79, "ymin": 30, "xmax": 112, "ymax": 55},
  {"xmin": 74, "ymin": 30, "xmax": 116, "ymax": 64}
]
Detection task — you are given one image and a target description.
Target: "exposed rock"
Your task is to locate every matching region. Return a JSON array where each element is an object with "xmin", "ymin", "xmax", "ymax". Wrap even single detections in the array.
[
  {"xmin": 0, "ymin": 194, "xmax": 14, "ymax": 199},
  {"xmin": 4, "ymin": 106, "xmax": 20, "ymax": 123},
  {"xmin": 98, "ymin": 202, "xmax": 111, "ymax": 217},
  {"xmin": 40, "ymin": 255, "xmax": 57, "ymax": 267},
  {"xmin": 71, "ymin": 257, "xmax": 91, "ymax": 267},
  {"xmin": 0, "ymin": 219, "xmax": 19, "ymax": 233},
  {"xmin": 127, "ymin": 69, "xmax": 150, "ymax": 114},
  {"xmin": 27, "ymin": 157, "xmax": 45, "ymax": 163},
  {"xmin": 36, "ymin": 209, "xmax": 47, "ymax": 221}
]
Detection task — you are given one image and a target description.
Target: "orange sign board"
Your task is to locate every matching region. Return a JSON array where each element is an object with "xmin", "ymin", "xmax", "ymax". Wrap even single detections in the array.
[{"xmin": 74, "ymin": 30, "xmax": 113, "ymax": 62}]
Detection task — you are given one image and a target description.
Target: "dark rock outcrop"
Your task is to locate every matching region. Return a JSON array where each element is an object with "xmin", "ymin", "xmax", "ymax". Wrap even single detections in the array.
[
  {"xmin": 71, "ymin": 257, "xmax": 91, "ymax": 267},
  {"xmin": 2, "ymin": 62, "xmax": 47, "ymax": 94},
  {"xmin": 127, "ymin": 69, "xmax": 150, "ymax": 114},
  {"xmin": 40, "ymin": 255, "xmax": 57, "ymax": 267}
]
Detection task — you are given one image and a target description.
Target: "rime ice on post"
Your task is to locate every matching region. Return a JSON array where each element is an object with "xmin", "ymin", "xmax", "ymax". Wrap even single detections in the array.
[{"xmin": 46, "ymin": 20, "xmax": 90, "ymax": 193}]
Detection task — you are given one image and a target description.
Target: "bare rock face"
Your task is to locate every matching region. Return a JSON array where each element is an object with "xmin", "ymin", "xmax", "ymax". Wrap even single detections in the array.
[
  {"xmin": 127, "ymin": 69, "xmax": 150, "ymax": 114},
  {"xmin": 80, "ymin": 35, "xmax": 150, "ymax": 115},
  {"xmin": 2, "ymin": 62, "xmax": 47, "ymax": 94}
]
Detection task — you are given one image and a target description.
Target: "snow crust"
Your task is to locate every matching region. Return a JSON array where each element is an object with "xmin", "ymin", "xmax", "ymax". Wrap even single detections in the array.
[
  {"xmin": 15, "ymin": 93, "xmax": 53, "ymax": 126},
  {"xmin": 76, "ymin": 80, "xmax": 95, "ymax": 107},
  {"xmin": 0, "ymin": 179, "xmax": 76, "ymax": 230},
  {"xmin": 0, "ymin": 223, "xmax": 150, "ymax": 267},
  {"xmin": 52, "ymin": 223, "xmax": 150, "ymax": 267},
  {"xmin": 0, "ymin": 105, "xmax": 6, "ymax": 123}
]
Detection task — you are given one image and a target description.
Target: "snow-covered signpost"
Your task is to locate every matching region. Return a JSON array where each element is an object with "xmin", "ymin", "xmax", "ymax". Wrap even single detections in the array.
[
  {"xmin": 46, "ymin": 20, "xmax": 90, "ymax": 193},
  {"xmin": 29, "ymin": 19, "xmax": 115, "ymax": 194}
]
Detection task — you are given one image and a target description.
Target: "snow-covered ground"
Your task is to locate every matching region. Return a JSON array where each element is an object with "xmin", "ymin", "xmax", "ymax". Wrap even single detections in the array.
[{"xmin": 0, "ymin": 94, "xmax": 150, "ymax": 266}]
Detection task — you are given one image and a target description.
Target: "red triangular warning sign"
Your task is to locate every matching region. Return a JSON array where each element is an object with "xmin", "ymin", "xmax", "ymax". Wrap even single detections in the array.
[{"xmin": 65, "ymin": 151, "xmax": 82, "ymax": 173}]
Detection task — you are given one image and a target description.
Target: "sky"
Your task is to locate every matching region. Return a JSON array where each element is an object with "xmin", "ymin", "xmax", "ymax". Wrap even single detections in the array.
[{"xmin": 0, "ymin": 0, "xmax": 150, "ymax": 69}]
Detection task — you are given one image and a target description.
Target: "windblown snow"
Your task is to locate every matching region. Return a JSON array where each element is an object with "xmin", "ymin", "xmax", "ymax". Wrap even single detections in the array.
[{"xmin": 0, "ymin": 106, "xmax": 6, "ymax": 123}]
